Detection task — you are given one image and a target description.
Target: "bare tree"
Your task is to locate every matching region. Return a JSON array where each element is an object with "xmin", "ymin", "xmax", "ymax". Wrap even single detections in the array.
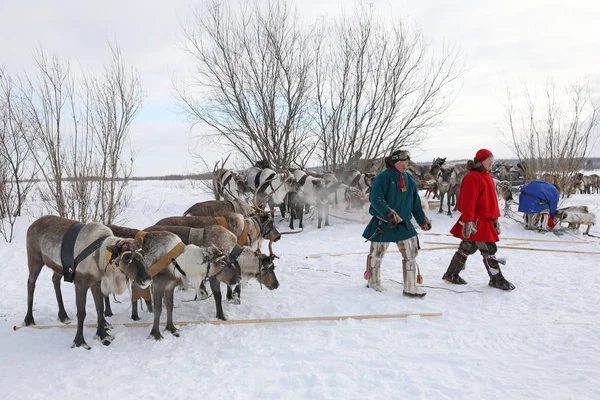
[
  {"xmin": 313, "ymin": 4, "xmax": 464, "ymax": 171},
  {"xmin": 20, "ymin": 50, "xmax": 72, "ymax": 217},
  {"xmin": 19, "ymin": 45, "xmax": 142, "ymax": 223},
  {"xmin": 503, "ymin": 81, "xmax": 600, "ymax": 195},
  {"xmin": 176, "ymin": 0, "xmax": 317, "ymax": 168},
  {"xmin": 0, "ymin": 67, "xmax": 37, "ymax": 221},
  {"xmin": 85, "ymin": 44, "xmax": 142, "ymax": 224}
]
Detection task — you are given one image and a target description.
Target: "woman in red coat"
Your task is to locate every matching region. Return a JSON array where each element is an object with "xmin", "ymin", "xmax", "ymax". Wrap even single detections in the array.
[{"xmin": 443, "ymin": 149, "xmax": 515, "ymax": 290}]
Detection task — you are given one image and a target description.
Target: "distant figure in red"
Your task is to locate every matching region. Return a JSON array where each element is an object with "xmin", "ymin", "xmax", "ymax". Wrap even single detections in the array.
[{"xmin": 442, "ymin": 149, "xmax": 515, "ymax": 290}]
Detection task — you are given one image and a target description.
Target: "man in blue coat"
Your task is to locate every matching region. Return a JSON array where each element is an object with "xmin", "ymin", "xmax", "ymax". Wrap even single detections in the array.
[
  {"xmin": 518, "ymin": 180, "xmax": 560, "ymax": 230},
  {"xmin": 362, "ymin": 150, "xmax": 431, "ymax": 297}
]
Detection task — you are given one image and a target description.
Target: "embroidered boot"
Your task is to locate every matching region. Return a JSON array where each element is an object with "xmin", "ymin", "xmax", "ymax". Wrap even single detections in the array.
[{"xmin": 484, "ymin": 256, "xmax": 515, "ymax": 291}]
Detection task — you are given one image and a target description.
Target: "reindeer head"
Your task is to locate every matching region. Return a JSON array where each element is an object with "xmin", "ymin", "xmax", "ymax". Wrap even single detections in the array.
[
  {"xmin": 254, "ymin": 211, "xmax": 281, "ymax": 242},
  {"xmin": 205, "ymin": 245, "xmax": 241, "ymax": 286},
  {"xmin": 105, "ymin": 237, "xmax": 150, "ymax": 290},
  {"xmin": 255, "ymin": 250, "xmax": 279, "ymax": 290},
  {"xmin": 430, "ymin": 157, "xmax": 446, "ymax": 175}
]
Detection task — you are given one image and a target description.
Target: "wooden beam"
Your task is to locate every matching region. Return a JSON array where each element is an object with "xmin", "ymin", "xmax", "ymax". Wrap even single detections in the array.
[{"xmin": 13, "ymin": 312, "xmax": 443, "ymax": 331}]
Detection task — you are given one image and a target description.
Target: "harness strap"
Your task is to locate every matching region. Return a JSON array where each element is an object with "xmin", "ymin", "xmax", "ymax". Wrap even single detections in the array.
[
  {"xmin": 148, "ymin": 242, "xmax": 186, "ymax": 277},
  {"xmin": 229, "ymin": 244, "xmax": 244, "ymax": 264},
  {"xmin": 132, "ymin": 285, "xmax": 152, "ymax": 302},
  {"xmin": 350, "ymin": 174, "xmax": 362, "ymax": 188},
  {"xmin": 60, "ymin": 222, "xmax": 85, "ymax": 283},
  {"xmin": 215, "ymin": 216, "xmax": 229, "ymax": 229},
  {"xmin": 237, "ymin": 221, "xmax": 250, "ymax": 245},
  {"xmin": 254, "ymin": 170, "xmax": 262, "ymax": 190},
  {"xmin": 221, "ymin": 172, "xmax": 233, "ymax": 189},
  {"xmin": 298, "ymin": 174, "xmax": 308, "ymax": 186},
  {"xmin": 74, "ymin": 235, "xmax": 109, "ymax": 267}
]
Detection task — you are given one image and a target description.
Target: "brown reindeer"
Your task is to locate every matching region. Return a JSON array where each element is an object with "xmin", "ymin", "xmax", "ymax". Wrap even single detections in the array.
[
  {"xmin": 183, "ymin": 198, "xmax": 254, "ymax": 217},
  {"xmin": 24, "ymin": 216, "xmax": 150, "ymax": 349},
  {"xmin": 143, "ymin": 224, "xmax": 279, "ymax": 321},
  {"xmin": 155, "ymin": 212, "xmax": 281, "ymax": 250}
]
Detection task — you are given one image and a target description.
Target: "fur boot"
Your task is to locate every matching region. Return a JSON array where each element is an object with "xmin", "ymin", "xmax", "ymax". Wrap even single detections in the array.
[
  {"xmin": 403, "ymin": 260, "xmax": 426, "ymax": 297},
  {"xmin": 442, "ymin": 250, "xmax": 468, "ymax": 284}
]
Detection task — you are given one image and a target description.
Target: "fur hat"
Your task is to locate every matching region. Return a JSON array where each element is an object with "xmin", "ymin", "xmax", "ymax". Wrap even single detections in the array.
[
  {"xmin": 475, "ymin": 148, "xmax": 493, "ymax": 162},
  {"xmin": 385, "ymin": 150, "xmax": 411, "ymax": 169}
]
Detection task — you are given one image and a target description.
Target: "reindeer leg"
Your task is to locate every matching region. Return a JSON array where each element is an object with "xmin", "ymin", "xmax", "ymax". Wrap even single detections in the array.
[
  {"xmin": 131, "ymin": 298, "xmax": 141, "ymax": 321},
  {"xmin": 72, "ymin": 282, "xmax": 91, "ymax": 349},
  {"xmin": 299, "ymin": 207, "xmax": 304, "ymax": 229},
  {"xmin": 438, "ymin": 192, "xmax": 445, "ymax": 214},
  {"xmin": 24, "ymin": 253, "xmax": 44, "ymax": 327},
  {"xmin": 279, "ymin": 202, "xmax": 286, "ymax": 218},
  {"xmin": 164, "ymin": 288, "xmax": 179, "ymax": 337},
  {"xmin": 103, "ymin": 295, "xmax": 113, "ymax": 317},
  {"xmin": 196, "ymin": 280, "xmax": 209, "ymax": 301},
  {"xmin": 91, "ymin": 283, "xmax": 113, "ymax": 345},
  {"xmin": 324, "ymin": 203, "xmax": 330, "ymax": 227},
  {"xmin": 149, "ymin": 281, "xmax": 164, "ymax": 340},
  {"xmin": 209, "ymin": 277, "xmax": 226, "ymax": 320},
  {"xmin": 447, "ymin": 191, "xmax": 453, "ymax": 217},
  {"xmin": 52, "ymin": 271, "xmax": 70, "ymax": 324},
  {"xmin": 227, "ymin": 284, "xmax": 241, "ymax": 304}
]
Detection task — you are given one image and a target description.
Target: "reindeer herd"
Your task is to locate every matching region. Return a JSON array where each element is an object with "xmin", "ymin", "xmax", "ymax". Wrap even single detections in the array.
[{"xmin": 22, "ymin": 156, "xmax": 597, "ymax": 348}]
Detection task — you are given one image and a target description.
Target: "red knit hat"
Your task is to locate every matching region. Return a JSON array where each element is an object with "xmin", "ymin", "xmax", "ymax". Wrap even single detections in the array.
[{"xmin": 475, "ymin": 148, "xmax": 493, "ymax": 162}]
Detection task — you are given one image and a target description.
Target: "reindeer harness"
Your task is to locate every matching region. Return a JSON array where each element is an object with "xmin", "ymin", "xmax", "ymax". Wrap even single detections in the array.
[{"xmin": 61, "ymin": 222, "xmax": 111, "ymax": 283}]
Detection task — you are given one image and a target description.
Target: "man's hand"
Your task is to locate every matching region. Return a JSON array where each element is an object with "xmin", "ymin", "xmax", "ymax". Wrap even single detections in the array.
[
  {"xmin": 493, "ymin": 219, "xmax": 501, "ymax": 235},
  {"xmin": 420, "ymin": 219, "xmax": 432, "ymax": 231},
  {"xmin": 462, "ymin": 221, "xmax": 476, "ymax": 238},
  {"xmin": 386, "ymin": 209, "xmax": 402, "ymax": 228}
]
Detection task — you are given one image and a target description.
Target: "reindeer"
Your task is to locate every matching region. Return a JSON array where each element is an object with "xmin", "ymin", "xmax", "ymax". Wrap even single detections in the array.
[
  {"xmin": 245, "ymin": 167, "xmax": 300, "ymax": 216},
  {"xmin": 108, "ymin": 225, "xmax": 244, "ymax": 325},
  {"xmin": 156, "ymin": 211, "xmax": 281, "ymax": 251},
  {"xmin": 183, "ymin": 198, "xmax": 254, "ymax": 217},
  {"xmin": 342, "ymin": 169, "xmax": 375, "ymax": 195},
  {"xmin": 135, "ymin": 230, "xmax": 240, "ymax": 339},
  {"xmin": 212, "ymin": 156, "xmax": 253, "ymax": 201},
  {"xmin": 285, "ymin": 191, "xmax": 305, "ymax": 230},
  {"xmin": 495, "ymin": 179, "xmax": 513, "ymax": 216},
  {"xmin": 24, "ymin": 216, "xmax": 151, "ymax": 349},
  {"xmin": 315, "ymin": 182, "xmax": 369, "ymax": 228},
  {"xmin": 143, "ymin": 225, "xmax": 279, "ymax": 320},
  {"xmin": 433, "ymin": 164, "xmax": 466, "ymax": 217}
]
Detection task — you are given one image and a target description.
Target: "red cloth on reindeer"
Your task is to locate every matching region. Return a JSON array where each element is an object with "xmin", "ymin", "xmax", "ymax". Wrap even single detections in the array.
[{"xmin": 450, "ymin": 169, "xmax": 500, "ymax": 242}]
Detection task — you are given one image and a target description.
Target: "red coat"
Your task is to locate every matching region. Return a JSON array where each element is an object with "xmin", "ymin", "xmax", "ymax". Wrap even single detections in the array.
[{"xmin": 450, "ymin": 170, "xmax": 500, "ymax": 242}]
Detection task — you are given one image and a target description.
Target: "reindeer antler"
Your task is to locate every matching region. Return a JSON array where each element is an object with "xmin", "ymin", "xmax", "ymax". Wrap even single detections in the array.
[{"xmin": 268, "ymin": 240, "xmax": 280, "ymax": 259}]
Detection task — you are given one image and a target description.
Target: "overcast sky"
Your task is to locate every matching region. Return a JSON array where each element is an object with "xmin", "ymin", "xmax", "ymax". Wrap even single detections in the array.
[{"xmin": 2, "ymin": 0, "xmax": 599, "ymax": 175}]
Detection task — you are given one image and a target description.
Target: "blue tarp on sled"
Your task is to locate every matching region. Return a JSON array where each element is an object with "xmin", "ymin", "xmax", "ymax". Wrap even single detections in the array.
[{"xmin": 518, "ymin": 180, "xmax": 560, "ymax": 218}]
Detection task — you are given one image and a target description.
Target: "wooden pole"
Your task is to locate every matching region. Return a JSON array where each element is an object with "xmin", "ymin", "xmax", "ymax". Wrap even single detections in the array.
[
  {"xmin": 307, "ymin": 243, "xmax": 600, "ymax": 259},
  {"xmin": 13, "ymin": 312, "xmax": 443, "ymax": 331},
  {"xmin": 420, "ymin": 232, "xmax": 590, "ymax": 245}
]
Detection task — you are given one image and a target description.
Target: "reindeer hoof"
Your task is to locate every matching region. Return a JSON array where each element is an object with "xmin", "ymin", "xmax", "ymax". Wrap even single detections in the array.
[
  {"xmin": 104, "ymin": 310, "xmax": 113, "ymax": 318},
  {"xmin": 58, "ymin": 312, "xmax": 70, "ymax": 324},
  {"xmin": 166, "ymin": 327, "xmax": 180, "ymax": 337},
  {"xmin": 131, "ymin": 313, "xmax": 141, "ymax": 321},
  {"xmin": 95, "ymin": 334, "xmax": 114, "ymax": 346},
  {"xmin": 72, "ymin": 339, "xmax": 91, "ymax": 350},
  {"xmin": 216, "ymin": 314, "xmax": 227, "ymax": 321},
  {"xmin": 196, "ymin": 289, "xmax": 210, "ymax": 301},
  {"xmin": 24, "ymin": 316, "xmax": 35, "ymax": 327},
  {"xmin": 149, "ymin": 329, "xmax": 163, "ymax": 341}
]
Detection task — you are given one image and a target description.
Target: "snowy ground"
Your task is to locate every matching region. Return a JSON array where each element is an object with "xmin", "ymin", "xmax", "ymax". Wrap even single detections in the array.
[{"xmin": 1, "ymin": 180, "xmax": 599, "ymax": 400}]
